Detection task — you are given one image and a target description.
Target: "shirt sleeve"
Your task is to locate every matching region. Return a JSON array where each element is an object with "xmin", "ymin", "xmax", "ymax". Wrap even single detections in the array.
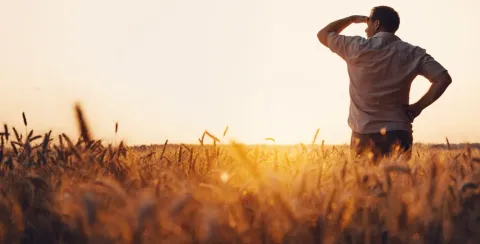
[
  {"xmin": 416, "ymin": 49, "xmax": 448, "ymax": 82},
  {"xmin": 326, "ymin": 32, "xmax": 364, "ymax": 61}
]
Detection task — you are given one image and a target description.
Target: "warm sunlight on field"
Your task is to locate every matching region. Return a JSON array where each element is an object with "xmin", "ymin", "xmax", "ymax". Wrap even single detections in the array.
[
  {"xmin": 0, "ymin": 1, "xmax": 478, "ymax": 243},
  {"xmin": 0, "ymin": 105, "xmax": 479, "ymax": 243}
]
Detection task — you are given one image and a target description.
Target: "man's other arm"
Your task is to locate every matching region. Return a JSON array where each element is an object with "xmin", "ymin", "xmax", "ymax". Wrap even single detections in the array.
[{"xmin": 407, "ymin": 54, "xmax": 452, "ymax": 121}]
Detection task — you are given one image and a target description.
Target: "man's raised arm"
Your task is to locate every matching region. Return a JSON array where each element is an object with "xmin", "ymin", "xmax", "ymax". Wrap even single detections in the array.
[{"xmin": 317, "ymin": 15, "xmax": 368, "ymax": 47}]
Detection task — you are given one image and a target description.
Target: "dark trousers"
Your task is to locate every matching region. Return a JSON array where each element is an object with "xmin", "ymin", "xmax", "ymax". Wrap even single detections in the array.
[{"xmin": 350, "ymin": 130, "xmax": 413, "ymax": 161}]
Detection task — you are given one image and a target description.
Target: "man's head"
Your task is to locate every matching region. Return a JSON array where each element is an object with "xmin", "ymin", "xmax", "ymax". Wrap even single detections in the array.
[{"xmin": 365, "ymin": 6, "xmax": 400, "ymax": 38}]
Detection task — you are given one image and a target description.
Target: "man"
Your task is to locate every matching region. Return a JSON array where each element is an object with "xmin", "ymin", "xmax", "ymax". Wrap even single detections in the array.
[{"xmin": 317, "ymin": 6, "xmax": 452, "ymax": 161}]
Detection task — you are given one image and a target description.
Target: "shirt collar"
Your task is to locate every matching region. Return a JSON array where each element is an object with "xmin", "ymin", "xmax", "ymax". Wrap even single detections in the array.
[{"xmin": 372, "ymin": 31, "xmax": 400, "ymax": 40}]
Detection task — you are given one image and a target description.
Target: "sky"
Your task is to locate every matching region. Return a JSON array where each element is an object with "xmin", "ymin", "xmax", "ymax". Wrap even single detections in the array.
[{"xmin": 0, "ymin": 0, "xmax": 478, "ymax": 145}]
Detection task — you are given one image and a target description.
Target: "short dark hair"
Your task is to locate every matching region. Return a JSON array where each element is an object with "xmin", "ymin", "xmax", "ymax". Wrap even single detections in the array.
[{"xmin": 370, "ymin": 6, "xmax": 400, "ymax": 33}]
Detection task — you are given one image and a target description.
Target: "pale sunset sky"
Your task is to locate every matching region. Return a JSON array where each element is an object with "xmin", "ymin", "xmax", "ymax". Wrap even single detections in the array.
[{"xmin": 0, "ymin": 0, "xmax": 478, "ymax": 145}]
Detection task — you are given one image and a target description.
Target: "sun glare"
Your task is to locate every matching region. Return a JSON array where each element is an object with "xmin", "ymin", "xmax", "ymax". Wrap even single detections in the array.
[{"xmin": 220, "ymin": 172, "xmax": 229, "ymax": 183}]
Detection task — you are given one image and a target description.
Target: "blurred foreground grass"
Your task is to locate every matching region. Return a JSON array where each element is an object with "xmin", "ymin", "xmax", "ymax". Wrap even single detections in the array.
[{"xmin": 0, "ymin": 105, "xmax": 479, "ymax": 244}]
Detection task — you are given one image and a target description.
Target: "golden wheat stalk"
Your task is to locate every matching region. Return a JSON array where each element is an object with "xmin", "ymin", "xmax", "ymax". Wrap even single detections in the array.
[
  {"xmin": 0, "ymin": 134, "xmax": 4, "ymax": 162},
  {"xmin": 198, "ymin": 131, "xmax": 206, "ymax": 145},
  {"xmin": 12, "ymin": 127, "xmax": 21, "ymax": 143},
  {"xmin": 3, "ymin": 124, "xmax": 9, "ymax": 141},
  {"xmin": 74, "ymin": 103, "xmax": 92, "ymax": 144},
  {"xmin": 22, "ymin": 112, "xmax": 28, "ymax": 138},
  {"xmin": 223, "ymin": 125, "xmax": 229, "ymax": 137},
  {"xmin": 312, "ymin": 128, "xmax": 320, "ymax": 145},
  {"xmin": 62, "ymin": 133, "xmax": 81, "ymax": 160},
  {"xmin": 205, "ymin": 130, "xmax": 220, "ymax": 143},
  {"xmin": 265, "ymin": 137, "xmax": 275, "ymax": 142},
  {"xmin": 114, "ymin": 121, "xmax": 119, "ymax": 146},
  {"xmin": 160, "ymin": 139, "xmax": 168, "ymax": 159}
]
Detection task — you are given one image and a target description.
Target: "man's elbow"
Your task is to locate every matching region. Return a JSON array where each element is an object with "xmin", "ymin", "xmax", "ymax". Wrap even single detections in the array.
[
  {"xmin": 433, "ymin": 71, "xmax": 452, "ymax": 87},
  {"xmin": 445, "ymin": 72, "xmax": 452, "ymax": 85},
  {"xmin": 441, "ymin": 72, "xmax": 452, "ymax": 86},
  {"xmin": 317, "ymin": 30, "xmax": 328, "ymax": 46}
]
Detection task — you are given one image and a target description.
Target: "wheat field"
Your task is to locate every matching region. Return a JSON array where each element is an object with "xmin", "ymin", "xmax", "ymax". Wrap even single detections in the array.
[{"xmin": 0, "ymin": 104, "xmax": 479, "ymax": 244}]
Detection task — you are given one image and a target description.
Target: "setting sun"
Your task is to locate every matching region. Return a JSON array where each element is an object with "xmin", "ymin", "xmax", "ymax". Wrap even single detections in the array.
[{"xmin": 0, "ymin": 0, "xmax": 478, "ymax": 145}]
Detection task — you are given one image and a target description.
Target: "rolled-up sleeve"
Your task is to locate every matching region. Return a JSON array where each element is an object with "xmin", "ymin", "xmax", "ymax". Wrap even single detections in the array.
[
  {"xmin": 326, "ymin": 32, "xmax": 364, "ymax": 61},
  {"xmin": 417, "ymin": 52, "xmax": 448, "ymax": 82}
]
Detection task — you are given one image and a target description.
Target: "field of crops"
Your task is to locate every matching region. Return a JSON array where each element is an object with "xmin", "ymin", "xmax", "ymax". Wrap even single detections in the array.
[{"xmin": 0, "ymin": 105, "xmax": 479, "ymax": 244}]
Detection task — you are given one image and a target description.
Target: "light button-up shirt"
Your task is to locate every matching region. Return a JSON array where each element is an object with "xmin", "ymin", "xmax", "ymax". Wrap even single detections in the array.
[{"xmin": 326, "ymin": 31, "xmax": 448, "ymax": 134}]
